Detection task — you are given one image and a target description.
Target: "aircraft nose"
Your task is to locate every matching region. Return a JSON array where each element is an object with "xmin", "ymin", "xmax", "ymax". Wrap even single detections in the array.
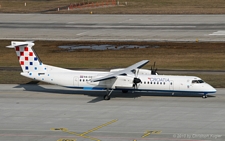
[
  {"xmin": 211, "ymin": 87, "xmax": 216, "ymax": 93},
  {"xmin": 212, "ymin": 87, "xmax": 217, "ymax": 93},
  {"xmin": 207, "ymin": 83, "xmax": 217, "ymax": 93}
]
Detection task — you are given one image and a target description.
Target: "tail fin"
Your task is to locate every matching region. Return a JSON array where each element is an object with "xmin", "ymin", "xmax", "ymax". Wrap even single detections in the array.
[{"xmin": 7, "ymin": 41, "xmax": 45, "ymax": 73}]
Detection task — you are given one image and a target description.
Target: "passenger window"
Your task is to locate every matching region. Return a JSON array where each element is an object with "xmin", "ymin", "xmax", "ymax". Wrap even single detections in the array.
[
  {"xmin": 147, "ymin": 82, "xmax": 149, "ymax": 84},
  {"xmin": 154, "ymin": 82, "xmax": 156, "ymax": 84},
  {"xmin": 144, "ymin": 82, "xmax": 146, "ymax": 84},
  {"xmin": 160, "ymin": 82, "xmax": 162, "ymax": 85},
  {"xmin": 151, "ymin": 82, "xmax": 152, "ymax": 84}
]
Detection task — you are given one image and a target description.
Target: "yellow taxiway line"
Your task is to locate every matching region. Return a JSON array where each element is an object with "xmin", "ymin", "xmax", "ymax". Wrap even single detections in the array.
[
  {"xmin": 80, "ymin": 119, "xmax": 118, "ymax": 136},
  {"xmin": 142, "ymin": 130, "xmax": 162, "ymax": 138},
  {"xmin": 51, "ymin": 119, "xmax": 118, "ymax": 141}
]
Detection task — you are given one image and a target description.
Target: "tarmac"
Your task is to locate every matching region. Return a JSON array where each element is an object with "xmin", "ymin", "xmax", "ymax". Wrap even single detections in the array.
[
  {"xmin": 0, "ymin": 84, "xmax": 225, "ymax": 141},
  {"xmin": 1, "ymin": 13, "xmax": 225, "ymax": 141},
  {"xmin": 0, "ymin": 14, "xmax": 225, "ymax": 42}
]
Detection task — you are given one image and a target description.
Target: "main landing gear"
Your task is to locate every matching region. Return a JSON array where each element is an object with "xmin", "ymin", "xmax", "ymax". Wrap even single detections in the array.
[{"xmin": 104, "ymin": 89, "xmax": 114, "ymax": 100}]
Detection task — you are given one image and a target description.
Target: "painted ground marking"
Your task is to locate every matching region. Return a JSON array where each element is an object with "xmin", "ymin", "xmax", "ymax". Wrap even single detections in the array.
[
  {"xmin": 80, "ymin": 119, "xmax": 118, "ymax": 136},
  {"xmin": 57, "ymin": 139, "xmax": 76, "ymax": 141},
  {"xmin": 51, "ymin": 119, "xmax": 118, "ymax": 141},
  {"xmin": 142, "ymin": 130, "xmax": 162, "ymax": 138}
]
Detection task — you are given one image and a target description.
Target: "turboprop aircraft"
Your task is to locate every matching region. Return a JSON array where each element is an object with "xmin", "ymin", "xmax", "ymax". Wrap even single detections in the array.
[{"xmin": 7, "ymin": 41, "xmax": 216, "ymax": 100}]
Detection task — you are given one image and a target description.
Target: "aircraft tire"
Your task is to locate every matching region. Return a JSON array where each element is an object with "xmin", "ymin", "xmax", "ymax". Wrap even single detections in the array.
[
  {"xmin": 104, "ymin": 95, "xmax": 110, "ymax": 100},
  {"xmin": 202, "ymin": 95, "xmax": 207, "ymax": 99}
]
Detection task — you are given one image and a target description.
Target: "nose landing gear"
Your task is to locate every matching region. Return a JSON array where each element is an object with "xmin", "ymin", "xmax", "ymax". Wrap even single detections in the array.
[{"xmin": 202, "ymin": 93, "xmax": 208, "ymax": 99}]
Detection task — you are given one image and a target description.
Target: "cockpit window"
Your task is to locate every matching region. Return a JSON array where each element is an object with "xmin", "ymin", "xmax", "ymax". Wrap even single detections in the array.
[
  {"xmin": 192, "ymin": 80, "xmax": 204, "ymax": 84},
  {"xmin": 198, "ymin": 80, "xmax": 204, "ymax": 83}
]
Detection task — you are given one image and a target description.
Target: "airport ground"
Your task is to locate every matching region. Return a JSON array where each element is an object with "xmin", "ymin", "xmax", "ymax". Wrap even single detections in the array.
[
  {"xmin": 0, "ymin": 12, "xmax": 225, "ymax": 141},
  {"xmin": 1, "ymin": 14, "xmax": 225, "ymax": 42},
  {"xmin": 0, "ymin": 0, "xmax": 225, "ymax": 14},
  {"xmin": 0, "ymin": 84, "xmax": 225, "ymax": 141}
]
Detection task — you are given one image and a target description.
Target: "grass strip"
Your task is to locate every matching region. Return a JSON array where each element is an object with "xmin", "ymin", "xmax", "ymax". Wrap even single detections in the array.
[{"xmin": 0, "ymin": 0, "xmax": 225, "ymax": 14}]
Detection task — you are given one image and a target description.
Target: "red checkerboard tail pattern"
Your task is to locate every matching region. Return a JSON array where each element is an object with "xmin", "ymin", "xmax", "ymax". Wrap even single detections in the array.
[{"xmin": 7, "ymin": 41, "xmax": 45, "ymax": 73}]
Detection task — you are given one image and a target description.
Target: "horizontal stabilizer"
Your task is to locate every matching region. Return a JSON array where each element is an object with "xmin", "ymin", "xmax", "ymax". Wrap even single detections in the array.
[
  {"xmin": 6, "ymin": 44, "xmax": 28, "ymax": 48},
  {"xmin": 6, "ymin": 41, "xmax": 34, "ymax": 49}
]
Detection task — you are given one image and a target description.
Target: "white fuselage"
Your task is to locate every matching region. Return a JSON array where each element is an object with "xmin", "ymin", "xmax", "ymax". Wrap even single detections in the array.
[{"xmin": 21, "ymin": 65, "xmax": 216, "ymax": 94}]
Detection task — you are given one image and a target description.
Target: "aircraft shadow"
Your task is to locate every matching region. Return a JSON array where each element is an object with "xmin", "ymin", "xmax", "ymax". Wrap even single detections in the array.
[
  {"xmin": 13, "ymin": 83, "xmax": 215, "ymax": 103},
  {"xmin": 14, "ymin": 84, "xmax": 107, "ymax": 103}
]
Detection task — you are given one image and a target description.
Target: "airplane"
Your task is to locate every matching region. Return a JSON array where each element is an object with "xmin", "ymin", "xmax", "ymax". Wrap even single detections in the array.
[{"xmin": 7, "ymin": 41, "xmax": 216, "ymax": 100}]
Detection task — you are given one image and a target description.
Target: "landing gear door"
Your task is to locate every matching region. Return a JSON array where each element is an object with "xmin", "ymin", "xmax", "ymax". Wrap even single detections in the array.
[
  {"xmin": 169, "ymin": 81, "xmax": 174, "ymax": 90},
  {"xmin": 73, "ymin": 76, "xmax": 79, "ymax": 86}
]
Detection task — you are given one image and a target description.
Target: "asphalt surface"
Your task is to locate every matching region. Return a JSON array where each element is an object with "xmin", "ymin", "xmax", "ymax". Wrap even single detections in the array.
[
  {"xmin": 0, "ymin": 84, "xmax": 225, "ymax": 141},
  {"xmin": 0, "ymin": 14, "xmax": 225, "ymax": 42},
  {"xmin": 1, "ymin": 13, "xmax": 225, "ymax": 141}
]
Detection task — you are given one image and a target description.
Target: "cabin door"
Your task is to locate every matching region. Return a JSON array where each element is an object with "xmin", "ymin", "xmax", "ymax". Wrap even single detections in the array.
[
  {"xmin": 169, "ymin": 81, "xmax": 174, "ymax": 90},
  {"xmin": 73, "ymin": 76, "xmax": 79, "ymax": 86}
]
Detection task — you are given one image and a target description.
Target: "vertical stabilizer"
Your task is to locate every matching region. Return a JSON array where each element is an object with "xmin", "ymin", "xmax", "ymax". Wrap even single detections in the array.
[{"xmin": 7, "ymin": 41, "xmax": 45, "ymax": 73}]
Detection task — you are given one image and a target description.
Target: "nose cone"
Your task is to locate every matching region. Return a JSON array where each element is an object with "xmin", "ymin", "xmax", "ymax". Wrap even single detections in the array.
[
  {"xmin": 206, "ymin": 83, "xmax": 217, "ymax": 93},
  {"xmin": 210, "ymin": 87, "xmax": 217, "ymax": 93}
]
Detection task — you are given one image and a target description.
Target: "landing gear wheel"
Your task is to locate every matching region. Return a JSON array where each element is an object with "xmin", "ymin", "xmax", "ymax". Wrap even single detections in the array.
[
  {"xmin": 104, "ymin": 95, "xmax": 111, "ymax": 100},
  {"xmin": 122, "ymin": 90, "xmax": 128, "ymax": 93},
  {"xmin": 202, "ymin": 95, "xmax": 207, "ymax": 99}
]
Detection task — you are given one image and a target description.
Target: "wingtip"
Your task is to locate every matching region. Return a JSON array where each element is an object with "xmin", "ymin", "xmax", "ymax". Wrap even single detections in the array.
[
  {"xmin": 142, "ymin": 60, "xmax": 150, "ymax": 64},
  {"xmin": 141, "ymin": 60, "xmax": 149, "ymax": 63}
]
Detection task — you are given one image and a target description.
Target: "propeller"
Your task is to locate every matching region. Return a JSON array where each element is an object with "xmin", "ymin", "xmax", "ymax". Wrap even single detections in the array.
[
  {"xmin": 133, "ymin": 77, "xmax": 142, "ymax": 89},
  {"xmin": 151, "ymin": 62, "xmax": 158, "ymax": 75},
  {"xmin": 132, "ymin": 69, "xmax": 142, "ymax": 90}
]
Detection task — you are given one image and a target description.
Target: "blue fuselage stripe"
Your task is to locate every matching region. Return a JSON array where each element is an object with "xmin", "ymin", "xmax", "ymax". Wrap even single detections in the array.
[{"xmin": 65, "ymin": 86, "xmax": 216, "ymax": 94}]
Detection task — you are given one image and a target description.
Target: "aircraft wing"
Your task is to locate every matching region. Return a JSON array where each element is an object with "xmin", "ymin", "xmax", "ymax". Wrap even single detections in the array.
[{"xmin": 91, "ymin": 60, "xmax": 149, "ymax": 82}]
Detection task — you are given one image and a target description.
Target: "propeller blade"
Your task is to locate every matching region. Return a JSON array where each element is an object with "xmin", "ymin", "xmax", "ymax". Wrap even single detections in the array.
[
  {"xmin": 136, "ymin": 69, "xmax": 139, "ymax": 77},
  {"xmin": 150, "ymin": 61, "xmax": 158, "ymax": 75}
]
